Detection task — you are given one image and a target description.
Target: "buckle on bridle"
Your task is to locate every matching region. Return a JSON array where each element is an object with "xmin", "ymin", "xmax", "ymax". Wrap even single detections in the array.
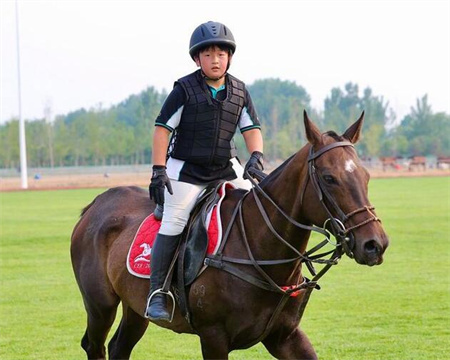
[{"xmin": 323, "ymin": 218, "xmax": 354, "ymax": 258}]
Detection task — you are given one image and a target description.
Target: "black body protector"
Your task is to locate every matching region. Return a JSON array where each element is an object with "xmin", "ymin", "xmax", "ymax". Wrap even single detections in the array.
[{"xmin": 170, "ymin": 71, "xmax": 246, "ymax": 167}]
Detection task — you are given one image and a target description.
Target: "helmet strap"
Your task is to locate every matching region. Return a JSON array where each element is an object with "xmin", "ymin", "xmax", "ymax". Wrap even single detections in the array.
[{"xmin": 201, "ymin": 70, "xmax": 227, "ymax": 82}]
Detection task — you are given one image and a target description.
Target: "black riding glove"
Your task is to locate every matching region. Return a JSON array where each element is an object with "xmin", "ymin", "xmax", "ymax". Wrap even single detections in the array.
[
  {"xmin": 149, "ymin": 165, "xmax": 173, "ymax": 205},
  {"xmin": 244, "ymin": 151, "xmax": 264, "ymax": 179}
]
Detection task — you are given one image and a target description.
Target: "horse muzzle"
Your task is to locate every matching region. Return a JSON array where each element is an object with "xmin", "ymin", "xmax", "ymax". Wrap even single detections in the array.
[
  {"xmin": 354, "ymin": 237, "xmax": 388, "ymax": 266},
  {"xmin": 336, "ymin": 206, "xmax": 389, "ymax": 266}
]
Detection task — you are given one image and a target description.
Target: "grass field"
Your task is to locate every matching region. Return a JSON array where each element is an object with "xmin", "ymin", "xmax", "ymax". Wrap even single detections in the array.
[{"xmin": 0, "ymin": 177, "xmax": 449, "ymax": 359}]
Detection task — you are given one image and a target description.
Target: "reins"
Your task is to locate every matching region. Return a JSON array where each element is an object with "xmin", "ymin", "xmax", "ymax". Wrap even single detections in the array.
[{"xmin": 204, "ymin": 140, "xmax": 381, "ymax": 342}]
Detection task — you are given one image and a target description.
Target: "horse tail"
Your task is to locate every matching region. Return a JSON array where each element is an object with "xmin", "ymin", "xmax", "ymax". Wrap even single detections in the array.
[
  {"xmin": 72, "ymin": 195, "xmax": 101, "ymax": 243},
  {"xmin": 80, "ymin": 197, "xmax": 96, "ymax": 217}
]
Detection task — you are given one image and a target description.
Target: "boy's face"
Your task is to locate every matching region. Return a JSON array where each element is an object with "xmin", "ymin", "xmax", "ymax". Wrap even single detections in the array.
[{"xmin": 195, "ymin": 46, "xmax": 231, "ymax": 80}]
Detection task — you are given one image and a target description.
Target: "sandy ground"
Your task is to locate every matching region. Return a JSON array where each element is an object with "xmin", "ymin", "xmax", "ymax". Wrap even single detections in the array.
[
  {"xmin": 1, "ymin": 172, "xmax": 150, "ymax": 191},
  {"xmin": 1, "ymin": 167, "xmax": 448, "ymax": 192}
]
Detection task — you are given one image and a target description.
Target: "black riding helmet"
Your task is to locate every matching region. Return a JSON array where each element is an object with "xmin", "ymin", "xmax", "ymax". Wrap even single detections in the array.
[{"xmin": 189, "ymin": 21, "xmax": 236, "ymax": 60}]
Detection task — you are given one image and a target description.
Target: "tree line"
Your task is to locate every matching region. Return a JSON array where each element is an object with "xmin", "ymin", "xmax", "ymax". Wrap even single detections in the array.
[{"xmin": 1, "ymin": 79, "xmax": 449, "ymax": 169}]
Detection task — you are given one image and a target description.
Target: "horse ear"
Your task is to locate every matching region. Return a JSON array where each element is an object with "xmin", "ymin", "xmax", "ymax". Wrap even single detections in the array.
[
  {"xmin": 343, "ymin": 111, "xmax": 364, "ymax": 144},
  {"xmin": 303, "ymin": 110, "xmax": 322, "ymax": 146}
]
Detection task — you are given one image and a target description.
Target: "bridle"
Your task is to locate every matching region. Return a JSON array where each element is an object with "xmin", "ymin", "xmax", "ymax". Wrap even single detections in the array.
[
  {"xmin": 204, "ymin": 140, "xmax": 381, "ymax": 342},
  {"xmin": 306, "ymin": 141, "xmax": 380, "ymax": 259},
  {"xmin": 206, "ymin": 140, "xmax": 381, "ymax": 289}
]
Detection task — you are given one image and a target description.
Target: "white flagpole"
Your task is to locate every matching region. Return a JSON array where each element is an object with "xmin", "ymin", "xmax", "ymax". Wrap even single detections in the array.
[{"xmin": 15, "ymin": 0, "xmax": 28, "ymax": 189}]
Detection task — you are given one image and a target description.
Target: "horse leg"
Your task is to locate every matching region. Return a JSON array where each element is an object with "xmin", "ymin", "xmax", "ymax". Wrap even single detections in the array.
[
  {"xmin": 198, "ymin": 326, "xmax": 230, "ymax": 360},
  {"xmin": 77, "ymin": 268, "xmax": 120, "ymax": 359},
  {"xmin": 81, "ymin": 299, "xmax": 120, "ymax": 360},
  {"xmin": 107, "ymin": 304, "xmax": 149, "ymax": 360},
  {"xmin": 262, "ymin": 328, "xmax": 317, "ymax": 360}
]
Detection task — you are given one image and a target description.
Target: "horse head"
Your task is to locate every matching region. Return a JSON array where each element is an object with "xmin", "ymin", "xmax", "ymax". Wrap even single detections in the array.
[{"xmin": 301, "ymin": 111, "xmax": 389, "ymax": 266}]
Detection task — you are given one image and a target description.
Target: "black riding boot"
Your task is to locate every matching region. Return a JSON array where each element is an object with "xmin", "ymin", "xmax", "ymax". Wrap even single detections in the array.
[{"xmin": 144, "ymin": 233, "xmax": 181, "ymax": 321}]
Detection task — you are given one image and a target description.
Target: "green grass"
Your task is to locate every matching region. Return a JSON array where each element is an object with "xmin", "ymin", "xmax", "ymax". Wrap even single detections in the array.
[{"xmin": 0, "ymin": 177, "xmax": 449, "ymax": 359}]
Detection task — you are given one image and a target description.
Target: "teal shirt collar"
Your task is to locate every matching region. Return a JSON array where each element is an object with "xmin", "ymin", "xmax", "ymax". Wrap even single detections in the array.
[{"xmin": 208, "ymin": 84, "xmax": 226, "ymax": 99}]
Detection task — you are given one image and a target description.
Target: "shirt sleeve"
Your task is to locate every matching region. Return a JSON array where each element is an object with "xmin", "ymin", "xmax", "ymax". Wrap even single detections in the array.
[
  {"xmin": 239, "ymin": 88, "xmax": 261, "ymax": 133},
  {"xmin": 155, "ymin": 85, "xmax": 186, "ymax": 132}
]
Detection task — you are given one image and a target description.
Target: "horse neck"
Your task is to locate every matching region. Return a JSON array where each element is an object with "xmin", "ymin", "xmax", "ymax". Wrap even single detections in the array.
[{"xmin": 242, "ymin": 146, "xmax": 312, "ymax": 266}]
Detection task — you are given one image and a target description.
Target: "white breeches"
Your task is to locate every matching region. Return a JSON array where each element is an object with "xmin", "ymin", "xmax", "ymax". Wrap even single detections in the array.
[{"xmin": 159, "ymin": 162, "xmax": 252, "ymax": 236}]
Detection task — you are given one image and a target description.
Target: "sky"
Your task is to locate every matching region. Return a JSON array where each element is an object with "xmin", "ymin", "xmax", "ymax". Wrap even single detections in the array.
[{"xmin": 1, "ymin": 0, "xmax": 449, "ymax": 124}]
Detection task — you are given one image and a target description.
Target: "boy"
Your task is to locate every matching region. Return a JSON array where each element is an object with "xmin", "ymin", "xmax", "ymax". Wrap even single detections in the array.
[{"xmin": 145, "ymin": 21, "xmax": 264, "ymax": 321}]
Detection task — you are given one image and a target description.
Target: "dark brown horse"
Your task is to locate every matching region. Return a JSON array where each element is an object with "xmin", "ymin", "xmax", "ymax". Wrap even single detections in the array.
[{"xmin": 71, "ymin": 112, "xmax": 389, "ymax": 360}]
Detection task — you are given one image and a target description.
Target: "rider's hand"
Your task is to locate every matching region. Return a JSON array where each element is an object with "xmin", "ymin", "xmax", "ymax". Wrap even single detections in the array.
[
  {"xmin": 149, "ymin": 165, "xmax": 173, "ymax": 205},
  {"xmin": 244, "ymin": 151, "xmax": 264, "ymax": 179}
]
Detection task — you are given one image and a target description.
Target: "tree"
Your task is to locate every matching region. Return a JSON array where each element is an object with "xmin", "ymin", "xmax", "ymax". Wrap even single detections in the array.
[
  {"xmin": 52, "ymin": 117, "xmax": 71, "ymax": 166},
  {"xmin": 1, "ymin": 80, "xmax": 448, "ymax": 168},
  {"xmin": 44, "ymin": 103, "xmax": 55, "ymax": 168},
  {"xmin": 248, "ymin": 78, "xmax": 311, "ymax": 160},
  {"xmin": 392, "ymin": 95, "xmax": 450, "ymax": 156},
  {"xmin": 0, "ymin": 120, "xmax": 20, "ymax": 168},
  {"xmin": 323, "ymin": 83, "xmax": 391, "ymax": 157},
  {"xmin": 69, "ymin": 113, "xmax": 91, "ymax": 166},
  {"xmin": 26, "ymin": 120, "xmax": 49, "ymax": 167},
  {"xmin": 114, "ymin": 87, "xmax": 163, "ymax": 164}
]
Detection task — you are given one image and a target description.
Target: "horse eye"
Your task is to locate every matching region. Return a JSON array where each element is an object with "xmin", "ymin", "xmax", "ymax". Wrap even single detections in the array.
[{"xmin": 323, "ymin": 175, "xmax": 337, "ymax": 185}]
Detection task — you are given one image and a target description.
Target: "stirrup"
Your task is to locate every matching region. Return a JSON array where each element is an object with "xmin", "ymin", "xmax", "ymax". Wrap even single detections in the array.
[{"xmin": 145, "ymin": 289, "xmax": 176, "ymax": 322}]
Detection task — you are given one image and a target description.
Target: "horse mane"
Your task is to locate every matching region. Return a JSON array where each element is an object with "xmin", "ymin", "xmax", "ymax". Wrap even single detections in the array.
[
  {"xmin": 324, "ymin": 131, "xmax": 344, "ymax": 141},
  {"xmin": 259, "ymin": 153, "xmax": 296, "ymax": 187},
  {"xmin": 259, "ymin": 131, "xmax": 345, "ymax": 187}
]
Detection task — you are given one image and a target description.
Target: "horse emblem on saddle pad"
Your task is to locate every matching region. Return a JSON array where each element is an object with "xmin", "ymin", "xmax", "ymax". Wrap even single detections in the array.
[
  {"xmin": 135, "ymin": 243, "xmax": 152, "ymax": 263},
  {"xmin": 126, "ymin": 182, "xmax": 235, "ymax": 280}
]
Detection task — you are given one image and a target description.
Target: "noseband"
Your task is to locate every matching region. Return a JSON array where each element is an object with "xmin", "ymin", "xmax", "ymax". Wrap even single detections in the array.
[{"xmin": 307, "ymin": 141, "xmax": 381, "ymax": 258}]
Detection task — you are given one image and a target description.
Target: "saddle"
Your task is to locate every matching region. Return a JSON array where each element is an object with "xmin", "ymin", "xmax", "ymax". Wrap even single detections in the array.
[
  {"xmin": 127, "ymin": 181, "xmax": 244, "ymax": 323},
  {"xmin": 182, "ymin": 181, "xmax": 225, "ymax": 285}
]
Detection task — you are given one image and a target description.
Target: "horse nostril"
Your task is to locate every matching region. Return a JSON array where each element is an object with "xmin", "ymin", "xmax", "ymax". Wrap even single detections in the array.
[{"xmin": 364, "ymin": 240, "xmax": 380, "ymax": 255}]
